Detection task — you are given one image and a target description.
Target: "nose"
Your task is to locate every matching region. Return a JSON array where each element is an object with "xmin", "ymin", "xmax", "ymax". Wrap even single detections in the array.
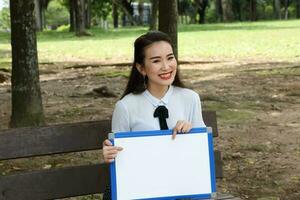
[{"xmin": 161, "ymin": 60, "xmax": 170, "ymax": 71}]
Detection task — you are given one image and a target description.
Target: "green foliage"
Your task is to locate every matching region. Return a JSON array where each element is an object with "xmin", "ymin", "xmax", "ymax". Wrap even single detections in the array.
[
  {"xmin": 205, "ymin": 6, "xmax": 217, "ymax": 23},
  {"xmin": 264, "ymin": 5, "xmax": 274, "ymax": 19},
  {"xmin": 56, "ymin": 24, "xmax": 70, "ymax": 32},
  {"xmin": 91, "ymin": 0, "xmax": 111, "ymax": 21},
  {"xmin": 45, "ymin": 0, "xmax": 69, "ymax": 29},
  {"xmin": 0, "ymin": 7, "xmax": 10, "ymax": 31}
]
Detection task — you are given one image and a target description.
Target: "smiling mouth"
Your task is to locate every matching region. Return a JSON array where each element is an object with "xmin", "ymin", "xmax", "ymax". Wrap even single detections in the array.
[{"xmin": 159, "ymin": 71, "xmax": 172, "ymax": 80}]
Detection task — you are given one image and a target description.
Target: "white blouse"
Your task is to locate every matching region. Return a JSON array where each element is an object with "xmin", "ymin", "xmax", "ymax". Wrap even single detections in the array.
[{"xmin": 111, "ymin": 85, "xmax": 206, "ymax": 133}]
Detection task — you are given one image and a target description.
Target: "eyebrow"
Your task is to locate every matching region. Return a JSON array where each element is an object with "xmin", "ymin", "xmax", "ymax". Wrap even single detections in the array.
[{"xmin": 149, "ymin": 53, "xmax": 174, "ymax": 60}]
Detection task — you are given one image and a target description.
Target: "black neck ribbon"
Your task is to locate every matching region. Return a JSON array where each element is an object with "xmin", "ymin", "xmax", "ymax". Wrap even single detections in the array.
[{"xmin": 153, "ymin": 105, "xmax": 169, "ymax": 130}]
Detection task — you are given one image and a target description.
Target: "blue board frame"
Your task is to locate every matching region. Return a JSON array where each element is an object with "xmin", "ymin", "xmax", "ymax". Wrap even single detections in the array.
[{"xmin": 109, "ymin": 127, "xmax": 216, "ymax": 200}]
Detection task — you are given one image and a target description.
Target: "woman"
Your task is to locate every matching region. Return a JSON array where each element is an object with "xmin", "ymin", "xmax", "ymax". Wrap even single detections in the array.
[
  {"xmin": 103, "ymin": 30, "xmax": 206, "ymax": 162},
  {"xmin": 103, "ymin": 31, "xmax": 205, "ymax": 199},
  {"xmin": 102, "ymin": 31, "xmax": 206, "ymax": 198}
]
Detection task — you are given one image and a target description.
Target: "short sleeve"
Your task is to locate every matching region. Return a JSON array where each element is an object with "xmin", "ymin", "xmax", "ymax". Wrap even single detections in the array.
[
  {"xmin": 190, "ymin": 93, "xmax": 206, "ymax": 127},
  {"xmin": 112, "ymin": 100, "xmax": 130, "ymax": 132}
]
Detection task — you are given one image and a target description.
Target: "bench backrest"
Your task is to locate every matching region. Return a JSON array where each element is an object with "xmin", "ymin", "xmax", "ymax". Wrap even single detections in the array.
[{"xmin": 0, "ymin": 111, "xmax": 221, "ymax": 200}]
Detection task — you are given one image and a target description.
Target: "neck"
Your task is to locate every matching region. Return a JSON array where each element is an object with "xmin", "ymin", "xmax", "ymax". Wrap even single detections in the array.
[{"xmin": 147, "ymin": 84, "xmax": 169, "ymax": 99}]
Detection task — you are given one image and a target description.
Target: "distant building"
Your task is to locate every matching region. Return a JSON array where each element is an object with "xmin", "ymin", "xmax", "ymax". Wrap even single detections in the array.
[
  {"xmin": 123, "ymin": 2, "xmax": 151, "ymax": 26},
  {"xmin": 132, "ymin": 2, "xmax": 151, "ymax": 24}
]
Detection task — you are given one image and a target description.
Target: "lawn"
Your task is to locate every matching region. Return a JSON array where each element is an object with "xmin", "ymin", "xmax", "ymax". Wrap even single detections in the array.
[{"xmin": 0, "ymin": 20, "xmax": 300, "ymax": 66}]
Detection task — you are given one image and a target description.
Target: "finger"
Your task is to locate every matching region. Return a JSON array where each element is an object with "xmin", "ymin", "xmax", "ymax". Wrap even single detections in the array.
[
  {"xmin": 176, "ymin": 121, "xmax": 186, "ymax": 133},
  {"xmin": 182, "ymin": 122, "xmax": 192, "ymax": 133},
  {"xmin": 107, "ymin": 159, "xmax": 115, "ymax": 163},
  {"xmin": 172, "ymin": 120, "xmax": 184, "ymax": 140},
  {"xmin": 103, "ymin": 139, "xmax": 113, "ymax": 146},
  {"xmin": 105, "ymin": 154, "xmax": 118, "ymax": 159},
  {"xmin": 172, "ymin": 129, "xmax": 177, "ymax": 140},
  {"xmin": 103, "ymin": 146, "xmax": 116, "ymax": 152}
]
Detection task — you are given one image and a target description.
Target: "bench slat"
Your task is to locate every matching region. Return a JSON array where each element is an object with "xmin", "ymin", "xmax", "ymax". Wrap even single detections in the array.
[
  {"xmin": 0, "ymin": 164, "xmax": 109, "ymax": 200},
  {"xmin": 0, "ymin": 120, "xmax": 110, "ymax": 160},
  {"xmin": 0, "ymin": 111, "xmax": 218, "ymax": 160},
  {"xmin": 0, "ymin": 155, "xmax": 222, "ymax": 200}
]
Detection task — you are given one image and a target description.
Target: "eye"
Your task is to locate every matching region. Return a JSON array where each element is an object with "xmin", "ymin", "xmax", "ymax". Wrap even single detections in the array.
[
  {"xmin": 168, "ymin": 56, "xmax": 174, "ymax": 60},
  {"xmin": 152, "ymin": 60, "xmax": 160, "ymax": 63}
]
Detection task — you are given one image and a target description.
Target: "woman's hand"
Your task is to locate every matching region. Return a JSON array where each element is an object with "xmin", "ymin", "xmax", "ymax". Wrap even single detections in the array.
[
  {"xmin": 172, "ymin": 120, "xmax": 192, "ymax": 140},
  {"xmin": 103, "ymin": 139, "xmax": 123, "ymax": 163}
]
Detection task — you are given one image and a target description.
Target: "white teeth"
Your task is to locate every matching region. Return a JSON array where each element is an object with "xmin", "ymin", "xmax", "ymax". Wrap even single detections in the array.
[{"xmin": 160, "ymin": 72, "xmax": 171, "ymax": 78}]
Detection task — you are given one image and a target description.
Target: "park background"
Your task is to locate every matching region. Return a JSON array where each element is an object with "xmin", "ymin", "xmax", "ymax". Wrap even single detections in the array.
[{"xmin": 0, "ymin": 0, "xmax": 300, "ymax": 199}]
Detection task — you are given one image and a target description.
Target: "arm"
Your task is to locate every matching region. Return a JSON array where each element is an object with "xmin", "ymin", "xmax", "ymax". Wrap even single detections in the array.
[
  {"xmin": 190, "ymin": 93, "xmax": 206, "ymax": 127},
  {"xmin": 103, "ymin": 101, "xmax": 129, "ymax": 163}
]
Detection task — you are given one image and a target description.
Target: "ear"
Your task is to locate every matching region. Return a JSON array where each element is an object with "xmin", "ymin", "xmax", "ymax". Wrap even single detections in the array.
[{"xmin": 136, "ymin": 63, "xmax": 146, "ymax": 76}]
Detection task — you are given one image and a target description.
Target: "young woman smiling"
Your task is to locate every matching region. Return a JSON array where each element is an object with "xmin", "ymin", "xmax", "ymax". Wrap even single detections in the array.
[{"xmin": 102, "ymin": 31, "xmax": 206, "ymax": 199}]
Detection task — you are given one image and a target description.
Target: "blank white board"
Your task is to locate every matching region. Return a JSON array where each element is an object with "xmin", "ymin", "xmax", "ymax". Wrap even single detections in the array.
[{"xmin": 109, "ymin": 127, "xmax": 216, "ymax": 200}]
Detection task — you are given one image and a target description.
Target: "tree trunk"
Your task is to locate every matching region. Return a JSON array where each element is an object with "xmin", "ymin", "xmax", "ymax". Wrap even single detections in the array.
[
  {"xmin": 69, "ymin": 0, "xmax": 75, "ymax": 32},
  {"xmin": 9, "ymin": 0, "xmax": 45, "ymax": 128},
  {"xmin": 85, "ymin": 0, "xmax": 91, "ymax": 29},
  {"xmin": 75, "ymin": 0, "xmax": 87, "ymax": 36},
  {"xmin": 34, "ymin": 0, "xmax": 43, "ymax": 31},
  {"xmin": 215, "ymin": 0, "xmax": 223, "ymax": 22},
  {"xmin": 297, "ymin": 0, "xmax": 300, "ymax": 18},
  {"xmin": 149, "ymin": 0, "xmax": 158, "ymax": 30},
  {"xmin": 113, "ymin": 0, "xmax": 137, "ymax": 26},
  {"xmin": 249, "ymin": 0, "xmax": 257, "ymax": 21},
  {"xmin": 112, "ymin": 2, "xmax": 119, "ymax": 28},
  {"xmin": 159, "ymin": 0, "xmax": 178, "ymax": 59},
  {"xmin": 222, "ymin": 0, "xmax": 233, "ymax": 22},
  {"xmin": 273, "ymin": 0, "xmax": 281, "ymax": 19},
  {"xmin": 283, "ymin": 0, "xmax": 290, "ymax": 19},
  {"xmin": 232, "ymin": 0, "xmax": 241, "ymax": 21},
  {"xmin": 138, "ymin": 0, "xmax": 144, "ymax": 25},
  {"xmin": 195, "ymin": 0, "xmax": 208, "ymax": 24}
]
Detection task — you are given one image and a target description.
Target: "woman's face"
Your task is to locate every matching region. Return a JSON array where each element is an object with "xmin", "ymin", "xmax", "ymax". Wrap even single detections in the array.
[{"xmin": 137, "ymin": 41, "xmax": 177, "ymax": 91}]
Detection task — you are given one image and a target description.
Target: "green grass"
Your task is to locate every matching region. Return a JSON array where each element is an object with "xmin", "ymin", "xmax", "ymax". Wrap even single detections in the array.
[{"xmin": 1, "ymin": 20, "xmax": 300, "ymax": 65}]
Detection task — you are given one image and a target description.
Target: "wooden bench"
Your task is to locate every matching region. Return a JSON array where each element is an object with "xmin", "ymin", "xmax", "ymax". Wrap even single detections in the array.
[{"xmin": 0, "ymin": 111, "xmax": 240, "ymax": 200}]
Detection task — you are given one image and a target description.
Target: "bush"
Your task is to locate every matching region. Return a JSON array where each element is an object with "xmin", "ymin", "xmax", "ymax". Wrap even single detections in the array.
[
  {"xmin": 56, "ymin": 24, "xmax": 70, "ymax": 32},
  {"xmin": 45, "ymin": 0, "xmax": 69, "ymax": 29},
  {"xmin": 0, "ymin": 7, "xmax": 10, "ymax": 31}
]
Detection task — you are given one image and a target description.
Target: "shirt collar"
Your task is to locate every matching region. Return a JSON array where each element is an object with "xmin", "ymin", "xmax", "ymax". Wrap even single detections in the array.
[{"xmin": 143, "ymin": 85, "xmax": 174, "ymax": 107}]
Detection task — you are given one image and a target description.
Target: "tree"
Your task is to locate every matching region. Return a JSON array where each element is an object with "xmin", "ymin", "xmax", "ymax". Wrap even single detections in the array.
[
  {"xmin": 112, "ymin": 1, "xmax": 119, "ymax": 28},
  {"xmin": 74, "ymin": 0, "xmax": 87, "ymax": 36},
  {"xmin": 273, "ymin": 0, "xmax": 281, "ymax": 19},
  {"xmin": 149, "ymin": 0, "xmax": 158, "ymax": 30},
  {"xmin": 34, "ymin": 0, "xmax": 51, "ymax": 31},
  {"xmin": 138, "ymin": 0, "xmax": 144, "ymax": 25},
  {"xmin": 85, "ymin": 0, "xmax": 91, "ymax": 29},
  {"xmin": 69, "ymin": 0, "xmax": 75, "ymax": 31},
  {"xmin": 232, "ymin": 0, "xmax": 241, "ymax": 21},
  {"xmin": 215, "ymin": 0, "xmax": 223, "ymax": 22},
  {"xmin": 297, "ymin": 0, "xmax": 300, "ymax": 18},
  {"xmin": 283, "ymin": 0, "xmax": 290, "ymax": 19},
  {"xmin": 91, "ymin": 0, "xmax": 111, "ymax": 29},
  {"xmin": 159, "ymin": 0, "xmax": 178, "ymax": 58},
  {"xmin": 195, "ymin": 0, "xmax": 209, "ymax": 24},
  {"xmin": 222, "ymin": 0, "xmax": 234, "ymax": 22},
  {"xmin": 113, "ymin": 0, "xmax": 137, "ymax": 26},
  {"xmin": 9, "ymin": 0, "xmax": 45, "ymax": 127},
  {"xmin": 34, "ymin": 0, "xmax": 43, "ymax": 31},
  {"xmin": 249, "ymin": 0, "xmax": 257, "ymax": 21},
  {"xmin": 0, "ymin": 0, "xmax": 10, "ymax": 31}
]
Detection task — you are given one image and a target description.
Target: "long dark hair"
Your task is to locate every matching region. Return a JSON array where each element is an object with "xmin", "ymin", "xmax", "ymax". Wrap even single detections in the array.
[{"xmin": 121, "ymin": 31, "xmax": 185, "ymax": 99}]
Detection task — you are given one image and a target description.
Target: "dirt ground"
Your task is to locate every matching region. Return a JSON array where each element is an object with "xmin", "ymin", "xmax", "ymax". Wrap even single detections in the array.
[{"xmin": 0, "ymin": 59, "xmax": 299, "ymax": 200}]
